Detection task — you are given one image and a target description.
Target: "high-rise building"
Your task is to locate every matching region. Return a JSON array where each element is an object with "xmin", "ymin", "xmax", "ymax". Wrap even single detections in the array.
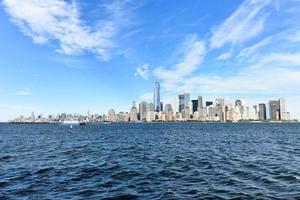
[
  {"xmin": 279, "ymin": 98, "xmax": 288, "ymax": 120},
  {"xmin": 139, "ymin": 101, "xmax": 148, "ymax": 121},
  {"xmin": 179, "ymin": 93, "xmax": 190, "ymax": 112},
  {"xmin": 258, "ymin": 103, "xmax": 267, "ymax": 120},
  {"xmin": 160, "ymin": 102, "xmax": 163, "ymax": 112},
  {"xmin": 191, "ymin": 100, "xmax": 198, "ymax": 113},
  {"xmin": 198, "ymin": 96, "xmax": 203, "ymax": 110},
  {"xmin": 269, "ymin": 100, "xmax": 280, "ymax": 120},
  {"xmin": 154, "ymin": 81, "xmax": 161, "ymax": 112}
]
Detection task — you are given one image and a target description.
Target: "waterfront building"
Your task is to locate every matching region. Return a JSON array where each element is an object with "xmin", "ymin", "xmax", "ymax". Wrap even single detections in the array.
[
  {"xmin": 154, "ymin": 81, "xmax": 161, "ymax": 112},
  {"xmin": 279, "ymin": 98, "xmax": 288, "ymax": 120},
  {"xmin": 107, "ymin": 109, "xmax": 116, "ymax": 122},
  {"xmin": 258, "ymin": 103, "xmax": 267, "ymax": 120},
  {"xmin": 146, "ymin": 111, "xmax": 155, "ymax": 122},
  {"xmin": 182, "ymin": 106, "xmax": 190, "ymax": 120},
  {"xmin": 269, "ymin": 100, "xmax": 280, "ymax": 120},
  {"xmin": 130, "ymin": 106, "xmax": 138, "ymax": 122}
]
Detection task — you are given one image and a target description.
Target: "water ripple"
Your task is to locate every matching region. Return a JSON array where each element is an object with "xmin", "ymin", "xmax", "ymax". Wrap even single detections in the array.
[{"xmin": 1, "ymin": 123, "xmax": 300, "ymax": 199}]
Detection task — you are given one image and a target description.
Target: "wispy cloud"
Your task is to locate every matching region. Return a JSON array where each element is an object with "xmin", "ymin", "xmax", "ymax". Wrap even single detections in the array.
[
  {"xmin": 154, "ymin": 35, "xmax": 206, "ymax": 91},
  {"xmin": 134, "ymin": 64, "xmax": 150, "ymax": 80},
  {"xmin": 16, "ymin": 88, "xmax": 32, "ymax": 96},
  {"xmin": 2, "ymin": 0, "xmax": 131, "ymax": 61},
  {"xmin": 139, "ymin": 92, "xmax": 153, "ymax": 102},
  {"xmin": 217, "ymin": 51, "xmax": 232, "ymax": 61},
  {"xmin": 210, "ymin": 0, "xmax": 272, "ymax": 49}
]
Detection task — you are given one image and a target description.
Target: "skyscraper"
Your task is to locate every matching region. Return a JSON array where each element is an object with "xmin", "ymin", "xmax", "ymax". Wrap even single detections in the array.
[
  {"xmin": 191, "ymin": 99, "xmax": 198, "ymax": 113},
  {"xmin": 258, "ymin": 103, "xmax": 267, "ymax": 120},
  {"xmin": 179, "ymin": 93, "xmax": 190, "ymax": 112},
  {"xmin": 279, "ymin": 98, "xmax": 287, "ymax": 120},
  {"xmin": 139, "ymin": 101, "xmax": 148, "ymax": 121},
  {"xmin": 269, "ymin": 100, "xmax": 280, "ymax": 120},
  {"xmin": 154, "ymin": 81, "xmax": 161, "ymax": 112},
  {"xmin": 198, "ymin": 96, "xmax": 203, "ymax": 110}
]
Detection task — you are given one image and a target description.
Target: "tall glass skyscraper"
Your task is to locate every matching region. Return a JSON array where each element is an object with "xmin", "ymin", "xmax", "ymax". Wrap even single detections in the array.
[{"xmin": 154, "ymin": 81, "xmax": 161, "ymax": 112}]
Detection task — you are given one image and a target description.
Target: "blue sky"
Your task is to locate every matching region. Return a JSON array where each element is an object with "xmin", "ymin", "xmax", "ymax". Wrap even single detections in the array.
[{"xmin": 1, "ymin": 0, "xmax": 300, "ymax": 121}]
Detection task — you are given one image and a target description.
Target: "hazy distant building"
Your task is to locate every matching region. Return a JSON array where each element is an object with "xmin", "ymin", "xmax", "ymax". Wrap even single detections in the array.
[
  {"xmin": 179, "ymin": 93, "xmax": 190, "ymax": 112},
  {"xmin": 258, "ymin": 103, "xmax": 267, "ymax": 120},
  {"xmin": 154, "ymin": 81, "xmax": 161, "ymax": 112},
  {"xmin": 269, "ymin": 100, "xmax": 280, "ymax": 120},
  {"xmin": 147, "ymin": 103, "xmax": 154, "ymax": 113},
  {"xmin": 160, "ymin": 102, "xmax": 163, "ymax": 112},
  {"xmin": 216, "ymin": 98, "xmax": 225, "ymax": 107}
]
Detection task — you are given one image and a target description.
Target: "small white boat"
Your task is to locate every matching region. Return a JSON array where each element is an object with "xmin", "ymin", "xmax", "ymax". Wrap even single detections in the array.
[{"xmin": 62, "ymin": 120, "xmax": 80, "ymax": 125}]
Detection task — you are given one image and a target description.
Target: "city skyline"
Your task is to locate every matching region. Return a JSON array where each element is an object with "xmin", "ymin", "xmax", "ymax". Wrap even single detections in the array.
[
  {"xmin": 1, "ymin": 0, "xmax": 300, "ymax": 121},
  {"xmin": 10, "ymin": 81, "xmax": 294, "ymax": 123}
]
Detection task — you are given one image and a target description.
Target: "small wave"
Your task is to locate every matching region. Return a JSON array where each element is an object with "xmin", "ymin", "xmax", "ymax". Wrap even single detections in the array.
[
  {"xmin": 102, "ymin": 194, "xmax": 138, "ymax": 200},
  {"xmin": 274, "ymin": 175, "xmax": 298, "ymax": 182},
  {"xmin": 0, "ymin": 155, "xmax": 12, "ymax": 161},
  {"xmin": 34, "ymin": 167, "xmax": 55, "ymax": 175}
]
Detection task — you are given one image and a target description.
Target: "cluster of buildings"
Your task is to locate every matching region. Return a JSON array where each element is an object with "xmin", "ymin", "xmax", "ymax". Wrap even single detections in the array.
[
  {"xmin": 10, "ymin": 81, "xmax": 292, "ymax": 123},
  {"xmin": 11, "ymin": 111, "xmax": 106, "ymax": 123},
  {"xmin": 106, "ymin": 81, "xmax": 291, "ymax": 123}
]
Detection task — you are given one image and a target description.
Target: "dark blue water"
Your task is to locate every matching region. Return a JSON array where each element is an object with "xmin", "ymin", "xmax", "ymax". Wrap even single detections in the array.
[{"xmin": 1, "ymin": 123, "xmax": 300, "ymax": 199}]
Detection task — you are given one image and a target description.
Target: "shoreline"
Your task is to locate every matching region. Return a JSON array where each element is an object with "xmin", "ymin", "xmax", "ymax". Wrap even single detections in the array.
[{"xmin": 1, "ymin": 121, "xmax": 299, "ymax": 125}]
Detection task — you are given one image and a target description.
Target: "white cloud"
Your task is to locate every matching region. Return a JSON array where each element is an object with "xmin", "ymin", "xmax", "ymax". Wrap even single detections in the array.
[
  {"xmin": 217, "ymin": 51, "xmax": 232, "ymax": 61},
  {"xmin": 154, "ymin": 35, "xmax": 206, "ymax": 91},
  {"xmin": 238, "ymin": 29, "xmax": 300, "ymax": 60},
  {"xmin": 2, "ymin": 0, "xmax": 130, "ymax": 60},
  {"xmin": 16, "ymin": 88, "xmax": 32, "ymax": 96},
  {"xmin": 139, "ymin": 92, "xmax": 153, "ymax": 102},
  {"xmin": 250, "ymin": 52, "xmax": 300, "ymax": 69},
  {"xmin": 210, "ymin": 0, "xmax": 272, "ymax": 49},
  {"xmin": 134, "ymin": 64, "xmax": 150, "ymax": 80}
]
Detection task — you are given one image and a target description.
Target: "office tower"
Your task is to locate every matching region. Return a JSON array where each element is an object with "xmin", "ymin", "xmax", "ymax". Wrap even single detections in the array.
[
  {"xmin": 160, "ymin": 102, "xmax": 163, "ymax": 112},
  {"xmin": 279, "ymin": 98, "xmax": 288, "ymax": 120},
  {"xmin": 258, "ymin": 103, "xmax": 267, "ymax": 120},
  {"xmin": 139, "ymin": 101, "xmax": 148, "ymax": 121},
  {"xmin": 154, "ymin": 81, "xmax": 161, "ymax": 112},
  {"xmin": 198, "ymin": 96, "xmax": 203, "ymax": 110},
  {"xmin": 206, "ymin": 101, "xmax": 213, "ymax": 107},
  {"xmin": 178, "ymin": 93, "xmax": 190, "ymax": 112},
  {"xmin": 192, "ymin": 99, "xmax": 198, "ymax": 113},
  {"xmin": 269, "ymin": 100, "xmax": 280, "ymax": 120}
]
